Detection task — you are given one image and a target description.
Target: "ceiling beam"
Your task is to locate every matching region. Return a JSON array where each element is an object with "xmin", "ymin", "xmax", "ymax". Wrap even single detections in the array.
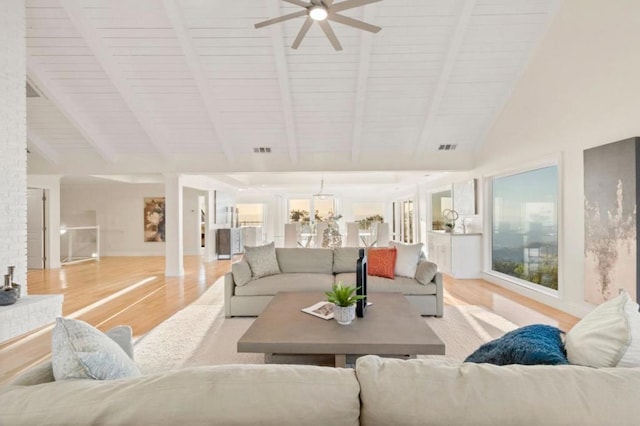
[
  {"xmin": 59, "ymin": 0, "xmax": 173, "ymax": 159},
  {"xmin": 27, "ymin": 60, "xmax": 117, "ymax": 163},
  {"xmin": 414, "ymin": 0, "xmax": 476, "ymax": 154},
  {"xmin": 267, "ymin": 0, "xmax": 299, "ymax": 164},
  {"xmin": 27, "ymin": 128, "xmax": 60, "ymax": 165},
  {"xmin": 350, "ymin": 3, "xmax": 378, "ymax": 162},
  {"xmin": 162, "ymin": 0, "xmax": 233, "ymax": 162}
]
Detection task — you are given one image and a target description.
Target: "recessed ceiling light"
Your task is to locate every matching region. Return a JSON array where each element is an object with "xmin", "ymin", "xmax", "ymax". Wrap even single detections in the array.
[{"xmin": 309, "ymin": 5, "xmax": 328, "ymax": 21}]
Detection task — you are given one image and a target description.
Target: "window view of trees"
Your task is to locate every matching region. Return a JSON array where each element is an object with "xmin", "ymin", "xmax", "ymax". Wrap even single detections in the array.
[
  {"xmin": 402, "ymin": 200, "xmax": 414, "ymax": 244},
  {"xmin": 353, "ymin": 202, "xmax": 385, "ymax": 230},
  {"xmin": 492, "ymin": 166, "xmax": 559, "ymax": 290},
  {"xmin": 289, "ymin": 198, "xmax": 336, "ymax": 224}
]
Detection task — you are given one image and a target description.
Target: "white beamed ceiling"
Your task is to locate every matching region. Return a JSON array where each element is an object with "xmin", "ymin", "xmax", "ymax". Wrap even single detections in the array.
[{"xmin": 26, "ymin": 0, "xmax": 559, "ymax": 178}]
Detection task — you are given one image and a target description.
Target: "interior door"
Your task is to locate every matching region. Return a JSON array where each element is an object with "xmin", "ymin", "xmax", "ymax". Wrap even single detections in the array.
[{"xmin": 27, "ymin": 188, "xmax": 46, "ymax": 269}]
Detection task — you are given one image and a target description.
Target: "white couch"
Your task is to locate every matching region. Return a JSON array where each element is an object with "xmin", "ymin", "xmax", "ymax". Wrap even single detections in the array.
[
  {"xmin": 224, "ymin": 247, "xmax": 443, "ymax": 318},
  {"xmin": 2, "ymin": 355, "xmax": 639, "ymax": 425}
]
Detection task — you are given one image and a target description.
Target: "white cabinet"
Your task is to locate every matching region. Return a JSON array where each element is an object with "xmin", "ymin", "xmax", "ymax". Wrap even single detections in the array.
[{"xmin": 427, "ymin": 232, "xmax": 482, "ymax": 279}]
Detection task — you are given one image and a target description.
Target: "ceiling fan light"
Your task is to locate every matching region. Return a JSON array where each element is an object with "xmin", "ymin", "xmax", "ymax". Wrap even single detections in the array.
[{"xmin": 309, "ymin": 5, "xmax": 328, "ymax": 21}]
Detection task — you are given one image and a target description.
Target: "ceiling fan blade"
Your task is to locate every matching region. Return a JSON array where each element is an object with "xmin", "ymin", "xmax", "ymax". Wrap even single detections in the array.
[
  {"xmin": 328, "ymin": 13, "xmax": 381, "ymax": 33},
  {"xmin": 318, "ymin": 20, "xmax": 343, "ymax": 51},
  {"xmin": 292, "ymin": 18, "xmax": 314, "ymax": 49},
  {"xmin": 323, "ymin": 0, "xmax": 335, "ymax": 5},
  {"xmin": 255, "ymin": 10, "xmax": 307, "ymax": 29},
  {"xmin": 282, "ymin": 0, "xmax": 311, "ymax": 7},
  {"xmin": 331, "ymin": 0, "xmax": 383, "ymax": 13}
]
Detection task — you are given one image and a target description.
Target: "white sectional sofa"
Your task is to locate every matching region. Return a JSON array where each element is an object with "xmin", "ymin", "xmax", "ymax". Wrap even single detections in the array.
[
  {"xmin": 3, "ymin": 355, "xmax": 639, "ymax": 425},
  {"xmin": 224, "ymin": 246, "xmax": 443, "ymax": 318}
]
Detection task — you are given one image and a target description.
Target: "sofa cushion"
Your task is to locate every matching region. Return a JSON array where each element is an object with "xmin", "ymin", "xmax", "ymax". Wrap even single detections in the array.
[
  {"xmin": 367, "ymin": 247, "xmax": 397, "ymax": 279},
  {"xmin": 244, "ymin": 242, "xmax": 281, "ymax": 279},
  {"xmin": 234, "ymin": 273, "xmax": 335, "ymax": 296},
  {"xmin": 276, "ymin": 248, "xmax": 334, "ymax": 274},
  {"xmin": 565, "ymin": 290, "xmax": 640, "ymax": 368},
  {"xmin": 11, "ymin": 325, "xmax": 135, "ymax": 386},
  {"xmin": 465, "ymin": 324, "xmax": 568, "ymax": 365},
  {"xmin": 390, "ymin": 242, "xmax": 423, "ymax": 278},
  {"xmin": 356, "ymin": 355, "xmax": 640, "ymax": 426},
  {"xmin": 333, "ymin": 247, "xmax": 360, "ymax": 273},
  {"xmin": 335, "ymin": 273, "xmax": 436, "ymax": 296},
  {"xmin": 415, "ymin": 260, "xmax": 437, "ymax": 285},
  {"xmin": 232, "ymin": 259, "xmax": 253, "ymax": 286},
  {"xmin": 1, "ymin": 364, "xmax": 361, "ymax": 426},
  {"xmin": 52, "ymin": 318, "xmax": 141, "ymax": 381}
]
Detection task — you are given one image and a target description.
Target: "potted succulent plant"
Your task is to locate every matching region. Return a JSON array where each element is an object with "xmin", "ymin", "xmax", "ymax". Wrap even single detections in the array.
[{"xmin": 325, "ymin": 282, "xmax": 365, "ymax": 325}]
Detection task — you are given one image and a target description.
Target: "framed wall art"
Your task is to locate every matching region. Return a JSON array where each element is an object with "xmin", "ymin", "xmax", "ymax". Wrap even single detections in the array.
[
  {"xmin": 144, "ymin": 197, "xmax": 166, "ymax": 242},
  {"xmin": 584, "ymin": 137, "xmax": 639, "ymax": 303}
]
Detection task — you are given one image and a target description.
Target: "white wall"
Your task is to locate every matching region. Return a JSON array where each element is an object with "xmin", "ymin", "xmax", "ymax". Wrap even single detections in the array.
[
  {"xmin": 61, "ymin": 182, "xmax": 166, "ymax": 256},
  {"xmin": 420, "ymin": 0, "xmax": 640, "ymax": 317},
  {"xmin": 183, "ymin": 187, "xmax": 205, "ymax": 255}
]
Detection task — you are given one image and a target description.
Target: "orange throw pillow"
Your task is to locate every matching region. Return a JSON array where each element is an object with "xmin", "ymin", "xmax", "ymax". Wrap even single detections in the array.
[{"xmin": 368, "ymin": 247, "xmax": 397, "ymax": 279}]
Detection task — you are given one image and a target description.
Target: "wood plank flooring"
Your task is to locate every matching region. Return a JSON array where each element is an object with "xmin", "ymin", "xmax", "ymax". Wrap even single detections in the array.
[{"xmin": 0, "ymin": 256, "xmax": 579, "ymax": 385}]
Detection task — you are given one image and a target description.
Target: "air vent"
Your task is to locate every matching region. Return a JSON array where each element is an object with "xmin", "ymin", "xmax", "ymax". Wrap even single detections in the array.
[
  {"xmin": 26, "ymin": 82, "xmax": 41, "ymax": 98},
  {"xmin": 253, "ymin": 147, "xmax": 272, "ymax": 153},
  {"xmin": 438, "ymin": 144, "xmax": 457, "ymax": 151}
]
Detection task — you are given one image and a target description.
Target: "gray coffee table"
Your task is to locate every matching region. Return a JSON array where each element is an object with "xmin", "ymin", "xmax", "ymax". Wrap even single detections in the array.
[{"xmin": 237, "ymin": 291, "xmax": 445, "ymax": 367}]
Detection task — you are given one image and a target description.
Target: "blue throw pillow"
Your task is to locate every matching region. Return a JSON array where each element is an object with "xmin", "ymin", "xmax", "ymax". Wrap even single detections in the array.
[{"xmin": 465, "ymin": 324, "xmax": 568, "ymax": 366}]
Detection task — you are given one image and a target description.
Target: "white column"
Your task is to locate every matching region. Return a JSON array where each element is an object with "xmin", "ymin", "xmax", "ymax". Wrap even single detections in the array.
[
  {"xmin": 0, "ymin": 0, "xmax": 27, "ymax": 289},
  {"xmin": 204, "ymin": 189, "xmax": 216, "ymax": 262},
  {"xmin": 164, "ymin": 174, "xmax": 184, "ymax": 277}
]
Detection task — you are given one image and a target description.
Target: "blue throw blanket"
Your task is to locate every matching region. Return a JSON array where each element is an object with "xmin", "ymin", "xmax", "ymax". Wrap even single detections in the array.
[{"xmin": 465, "ymin": 324, "xmax": 568, "ymax": 365}]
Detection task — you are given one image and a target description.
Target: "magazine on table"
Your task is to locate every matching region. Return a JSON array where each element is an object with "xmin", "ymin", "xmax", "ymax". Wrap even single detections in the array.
[{"xmin": 301, "ymin": 301, "xmax": 335, "ymax": 320}]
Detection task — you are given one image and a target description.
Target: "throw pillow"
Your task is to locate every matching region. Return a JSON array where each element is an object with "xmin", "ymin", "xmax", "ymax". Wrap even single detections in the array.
[
  {"xmin": 465, "ymin": 324, "xmax": 568, "ymax": 366},
  {"xmin": 564, "ymin": 290, "xmax": 640, "ymax": 368},
  {"xmin": 415, "ymin": 260, "xmax": 438, "ymax": 285},
  {"xmin": 105, "ymin": 325, "xmax": 135, "ymax": 360},
  {"xmin": 232, "ymin": 259, "xmax": 253, "ymax": 286},
  {"xmin": 390, "ymin": 242, "xmax": 423, "ymax": 278},
  {"xmin": 52, "ymin": 317, "xmax": 141, "ymax": 381},
  {"xmin": 244, "ymin": 242, "xmax": 281, "ymax": 279},
  {"xmin": 368, "ymin": 247, "xmax": 397, "ymax": 279}
]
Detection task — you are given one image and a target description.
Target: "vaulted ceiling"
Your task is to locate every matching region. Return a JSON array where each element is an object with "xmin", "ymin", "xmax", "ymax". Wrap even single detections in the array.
[{"xmin": 26, "ymin": 0, "xmax": 559, "ymax": 190}]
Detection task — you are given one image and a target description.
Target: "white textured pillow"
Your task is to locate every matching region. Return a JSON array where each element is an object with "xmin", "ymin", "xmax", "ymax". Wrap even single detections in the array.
[
  {"xmin": 389, "ymin": 242, "xmax": 423, "ymax": 278},
  {"xmin": 105, "ymin": 325, "xmax": 135, "ymax": 360},
  {"xmin": 415, "ymin": 260, "xmax": 438, "ymax": 285},
  {"xmin": 244, "ymin": 242, "xmax": 281, "ymax": 279},
  {"xmin": 232, "ymin": 259, "xmax": 253, "ymax": 286},
  {"xmin": 565, "ymin": 291, "xmax": 640, "ymax": 368},
  {"xmin": 52, "ymin": 317, "xmax": 141, "ymax": 380}
]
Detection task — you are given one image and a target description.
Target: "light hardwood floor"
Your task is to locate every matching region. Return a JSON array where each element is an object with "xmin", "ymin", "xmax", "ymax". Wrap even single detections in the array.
[{"xmin": 0, "ymin": 256, "xmax": 579, "ymax": 385}]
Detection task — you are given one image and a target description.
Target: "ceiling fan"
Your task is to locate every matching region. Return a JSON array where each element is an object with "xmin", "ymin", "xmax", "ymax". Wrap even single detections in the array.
[{"xmin": 255, "ymin": 0, "xmax": 382, "ymax": 51}]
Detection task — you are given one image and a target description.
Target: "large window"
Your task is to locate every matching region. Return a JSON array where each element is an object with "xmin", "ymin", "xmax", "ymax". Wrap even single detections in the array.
[
  {"xmin": 288, "ymin": 198, "xmax": 335, "ymax": 223},
  {"xmin": 353, "ymin": 202, "xmax": 384, "ymax": 229},
  {"xmin": 491, "ymin": 165, "xmax": 558, "ymax": 291},
  {"xmin": 400, "ymin": 199, "xmax": 414, "ymax": 243},
  {"xmin": 237, "ymin": 204, "xmax": 264, "ymax": 227}
]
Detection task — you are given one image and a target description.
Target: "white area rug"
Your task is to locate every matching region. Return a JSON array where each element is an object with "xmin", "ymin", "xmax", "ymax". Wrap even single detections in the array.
[{"xmin": 135, "ymin": 279, "xmax": 518, "ymax": 374}]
